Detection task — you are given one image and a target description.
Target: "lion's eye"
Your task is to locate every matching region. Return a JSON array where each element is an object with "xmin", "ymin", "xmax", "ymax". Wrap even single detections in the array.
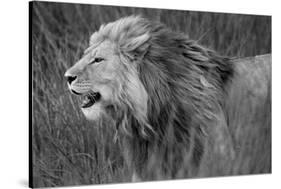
[
  {"xmin": 94, "ymin": 57, "xmax": 104, "ymax": 63},
  {"xmin": 90, "ymin": 57, "xmax": 104, "ymax": 65}
]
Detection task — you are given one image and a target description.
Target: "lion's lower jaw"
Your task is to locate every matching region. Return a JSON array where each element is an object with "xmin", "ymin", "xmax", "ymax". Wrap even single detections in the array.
[{"xmin": 81, "ymin": 102, "xmax": 103, "ymax": 121}]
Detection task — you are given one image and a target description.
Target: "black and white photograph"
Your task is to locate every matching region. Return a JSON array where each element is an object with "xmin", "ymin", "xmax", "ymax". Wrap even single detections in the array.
[{"xmin": 30, "ymin": 1, "xmax": 271, "ymax": 188}]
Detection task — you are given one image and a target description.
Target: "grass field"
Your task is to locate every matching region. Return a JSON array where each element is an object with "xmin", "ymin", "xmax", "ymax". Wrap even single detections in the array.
[{"xmin": 31, "ymin": 1, "xmax": 271, "ymax": 188}]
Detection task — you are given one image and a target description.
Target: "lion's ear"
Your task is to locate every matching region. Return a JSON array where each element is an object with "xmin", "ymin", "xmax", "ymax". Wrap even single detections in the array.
[
  {"xmin": 123, "ymin": 33, "xmax": 150, "ymax": 59},
  {"xmin": 124, "ymin": 33, "xmax": 150, "ymax": 51}
]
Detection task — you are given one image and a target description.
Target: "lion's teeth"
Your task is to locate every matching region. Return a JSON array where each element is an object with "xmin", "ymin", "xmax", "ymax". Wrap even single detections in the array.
[
  {"xmin": 80, "ymin": 92, "xmax": 101, "ymax": 108},
  {"xmin": 83, "ymin": 98, "xmax": 89, "ymax": 104},
  {"xmin": 81, "ymin": 96, "xmax": 91, "ymax": 106}
]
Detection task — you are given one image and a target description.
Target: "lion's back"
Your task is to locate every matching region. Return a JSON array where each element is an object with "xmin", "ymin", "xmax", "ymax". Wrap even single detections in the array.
[
  {"xmin": 233, "ymin": 54, "xmax": 271, "ymax": 98},
  {"xmin": 224, "ymin": 54, "xmax": 271, "ymax": 171},
  {"xmin": 227, "ymin": 54, "xmax": 271, "ymax": 111}
]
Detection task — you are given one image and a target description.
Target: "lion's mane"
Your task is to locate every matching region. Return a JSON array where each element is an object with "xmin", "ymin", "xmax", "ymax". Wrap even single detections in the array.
[{"xmin": 93, "ymin": 16, "xmax": 234, "ymax": 180}]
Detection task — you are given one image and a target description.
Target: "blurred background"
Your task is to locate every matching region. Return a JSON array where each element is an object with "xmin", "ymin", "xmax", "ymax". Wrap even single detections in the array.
[{"xmin": 31, "ymin": 1, "xmax": 271, "ymax": 188}]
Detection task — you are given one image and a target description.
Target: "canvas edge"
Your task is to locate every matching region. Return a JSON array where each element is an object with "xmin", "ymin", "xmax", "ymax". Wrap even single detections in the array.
[{"xmin": 29, "ymin": 1, "xmax": 34, "ymax": 188}]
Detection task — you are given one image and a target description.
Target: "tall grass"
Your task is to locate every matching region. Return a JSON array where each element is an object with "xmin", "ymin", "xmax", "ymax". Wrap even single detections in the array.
[{"xmin": 31, "ymin": 1, "xmax": 271, "ymax": 188}]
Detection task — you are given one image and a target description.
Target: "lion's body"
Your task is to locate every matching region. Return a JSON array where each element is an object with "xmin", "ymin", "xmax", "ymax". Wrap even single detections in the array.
[{"xmin": 65, "ymin": 16, "xmax": 271, "ymax": 180}]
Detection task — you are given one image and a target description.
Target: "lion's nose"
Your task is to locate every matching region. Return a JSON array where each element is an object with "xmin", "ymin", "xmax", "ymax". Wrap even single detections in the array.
[{"xmin": 65, "ymin": 75, "xmax": 77, "ymax": 85}]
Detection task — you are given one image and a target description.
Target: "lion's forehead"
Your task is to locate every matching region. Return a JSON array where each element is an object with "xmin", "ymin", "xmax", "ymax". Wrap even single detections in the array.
[{"xmin": 86, "ymin": 40, "xmax": 116, "ymax": 58}]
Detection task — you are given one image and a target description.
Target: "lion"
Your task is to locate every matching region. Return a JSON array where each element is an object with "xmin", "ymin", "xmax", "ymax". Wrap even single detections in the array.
[{"xmin": 64, "ymin": 16, "xmax": 271, "ymax": 181}]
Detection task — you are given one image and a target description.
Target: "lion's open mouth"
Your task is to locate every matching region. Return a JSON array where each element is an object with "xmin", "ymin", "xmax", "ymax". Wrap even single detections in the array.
[{"xmin": 81, "ymin": 92, "xmax": 101, "ymax": 108}]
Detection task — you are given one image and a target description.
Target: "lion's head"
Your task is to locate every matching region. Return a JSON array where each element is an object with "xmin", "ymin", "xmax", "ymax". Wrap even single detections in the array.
[{"xmin": 65, "ymin": 16, "xmax": 152, "ymax": 133}]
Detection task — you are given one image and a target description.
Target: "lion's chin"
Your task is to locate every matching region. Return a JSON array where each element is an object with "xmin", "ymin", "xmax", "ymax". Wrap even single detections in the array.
[{"xmin": 81, "ymin": 102, "xmax": 104, "ymax": 121}]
